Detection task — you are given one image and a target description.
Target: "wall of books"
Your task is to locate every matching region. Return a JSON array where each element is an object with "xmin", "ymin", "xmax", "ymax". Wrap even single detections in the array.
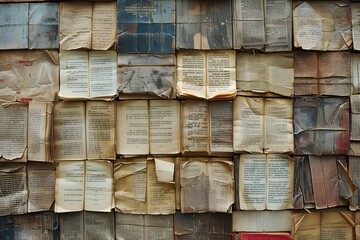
[{"xmin": 1, "ymin": 0, "xmax": 360, "ymax": 239}]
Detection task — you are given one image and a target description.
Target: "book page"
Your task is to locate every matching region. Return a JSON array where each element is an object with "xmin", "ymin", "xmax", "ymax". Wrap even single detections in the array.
[
  {"xmin": 114, "ymin": 160, "xmax": 147, "ymax": 214},
  {"xmin": 27, "ymin": 162, "xmax": 55, "ymax": 213},
  {"xmin": 176, "ymin": 51, "xmax": 206, "ymax": 99},
  {"xmin": 86, "ymin": 101, "xmax": 115, "ymax": 160},
  {"xmin": 0, "ymin": 164, "xmax": 27, "ymax": 216},
  {"xmin": 149, "ymin": 100, "xmax": 181, "ymax": 155},
  {"xmin": 55, "ymin": 161, "xmax": 85, "ymax": 213},
  {"xmin": 208, "ymin": 159, "xmax": 234, "ymax": 212},
  {"xmin": 239, "ymin": 154, "xmax": 266, "ymax": 210},
  {"xmin": 349, "ymin": 156, "xmax": 360, "ymax": 210},
  {"xmin": 233, "ymin": 97, "xmax": 264, "ymax": 153},
  {"xmin": 59, "ymin": 51, "xmax": 89, "ymax": 100},
  {"xmin": 206, "ymin": 50, "xmax": 236, "ymax": 100},
  {"xmin": 59, "ymin": 2, "xmax": 92, "ymax": 50},
  {"xmin": 264, "ymin": 98, "xmax": 294, "ymax": 153},
  {"xmin": 28, "ymin": 102, "xmax": 52, "ymax": 161},
  {"xmin": 117, "ymin": 100, "xmax": 149, "ymax": 155},
  {"xmin": 266, "ymin": 154, "xmax": 294, "ymax": 210},
  {"xmin": 84, "ymin": 160, "xmax": 113, "ymax": 212},
  {"xmin": 84, "ymin": 212, "xmax": 114, "ymax": 240},
  {"xmin": 180, "ymin": 159, "xmax": 209, "ymax": 212},
  {"xmin": 294, "ymin": 51, "xmax": 318, "ymax": 96},
  {"xmin": 54, "ymin": 102, "xmax": 86, "ymax": 160},
  {"xmin": 352, "ymin": 3, "xmax": 360, "ymax": 51},
  {"xmin": 89, "ymin": 51, "xmax": 117, "ymax": 99},
  {"xmin": 351, "ymin": 95, "xmax": 360, "ymax": 141},
  {"xmin": 115, "ymin": 214, "xmax": 145, "ymax": 240},
  {"xmin": 321, "ymin": 212, "xmax": 354, "ymax": 240},
  {"xmin": 293, "ymin": 156, "xmax": 315, "ymax": 209},
  {"xmin": 352, "ymin": 54, "xmax": 360, "ymax": 94},
  {"xmin": 60, "ymin": 212, "xmax": 84, "ymax": 240},
  {"xmin": 181, "ymin": 100, "xmax": 209, "ymax": 155},
  {"xmin": 292, "ymin": 212, "xmax": 320, "ymax": 240},
  {"xmin": 209, "ymin": 101, "xmax": 233, "ymax": 155},
  {"xmin": 0, "ymin": 104, "xmax": 27, "ymax": 161},
  {"xmin": 92, "ymin": 2, "xmax": 116, "ymax": 50},
  {"xmin": 147, "ymin": 159, "xmax": 175, "ymax": 214}
]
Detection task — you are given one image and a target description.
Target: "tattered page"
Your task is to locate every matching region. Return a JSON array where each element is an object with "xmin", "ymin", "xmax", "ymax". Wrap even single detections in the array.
[
  {"xmin": 84, "ymin": 211, "xmax": 114, "ymax": 240},
  {"xmin": 293, "ymin": 156, "xmax": 315, "ymax": 209},
  {"xmin": 352, "ymin": 54, "xmax": 360, "ymax": 94},
  {"xmin": 294, "ymin": 51, "xmax": 319, "ymax": 96},
  {"xmin": 320, "ymin": 211, "xmax": 354, "ymax": 240},
  {"xmin": 92, "ymin": 2, "xmax": 116, "ymax": 50},
  {"xmin": 292, "ymin": 212, "xmax": 321, "ymax": 240},
  {"xmin": 353, "ymin": 2, "xmax": 360, "ymax": 50},
  {"xmin": 349, "ymin": 156, "xmax": 360, "ymax": 210}
]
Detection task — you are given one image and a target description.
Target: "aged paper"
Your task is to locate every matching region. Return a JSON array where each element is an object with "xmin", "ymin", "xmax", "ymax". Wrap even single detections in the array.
[
  {"xmin": 349, "ymin": 156, "xmax": 360, "ymax": 210},
  {"xmin": 92, "ymin": 2, "xmax": 116, "ymax": 50},
  {"xmin": 60, "ymin": 212, "xmax": 83, "ymax": 239},
  {"xmin": 352, "ymin": 3, "xmax": 360, "ymax": 50},
  {"xmin": 352, "ymin": 54, "xmax": 360, "ymax": 94},
  {"xmin": 293, "ymin": 156, "xmax": 315, "ymax": 209},
  {"xmin": 84, "ymin": 211, "xmax": 114, "ymax": 240}
]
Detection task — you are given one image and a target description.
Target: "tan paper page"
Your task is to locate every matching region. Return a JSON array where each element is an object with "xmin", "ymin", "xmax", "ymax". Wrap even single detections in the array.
[
  {"xmin": 352, "ymin": 54, "xmax": 360, "ymax": 94},
  {"xmin": 27, "ymin": 162, "xmax": 55, "ymax": 212},
  {"xmin": 84, "ymin": 211, "xmax": 114, "ymax": 240},
  {"xmin": 293, "ymin": 212, "xmax": 320, "ymax": 240},
  {"xmin": 264, "ymin": 98, "xmax": 293, "ymax": 153},
  {"xmin": 84, "ymin": 160, "xmax": 113, "ymax": 212},
  {"xmin": 60, "ymin": 212, "xmax": 84, "ymax": 239},
  {"xmin": 117, "ymin": 100, "xmax": 149, "ymax": 155},
  {"xmin": 59, "ymin": 2, "xmax": 92, "ymax": 50},
  {"xmin": 293, "ymin": 51, "xmax": 318, "ymax": 95},
  {"xmin": 86, "ymin": 101, "xmax": 115, "ymax": 160},
  {"xmin": 352, "ymin": 3, "xmax": 360, "ymax": 51},
  {"xmin": 176, "ymin": 51, "xmax": 206, "ymax": 99},
  {"xmin": 55, "ymin": 161, "xmax": 85, "ymax": 213},
  {"xmin": 181, "ymin": 100, "xmax": 209, "ymax": 155},
  {"xmin": 233, "ymin": 97, "xmax": 263, "ymax": 153},
  {"xmin": 28, "ymin": 102, "xmax": 52, "ymax": 162},
  {"xmin": 321, "ymin": 212, "xmax": 354, "ymax": 240},
  {"xmin": 351, "ymin": 95, "xmax": 360, "ymax": 141},
  {"xmin": 54, "ymin": 102, "xmax": 86, "ymax": 160},
  {"xmin": 149, "ymin": 100, "xmax": 181, "ymax": 155},
  {"xmin": 92, "ymin": 2, "xmax": 116, "ymax": 50},
  {"xmin": 0, "ymin": 104, "xmax": 27, "ymax": 161}
]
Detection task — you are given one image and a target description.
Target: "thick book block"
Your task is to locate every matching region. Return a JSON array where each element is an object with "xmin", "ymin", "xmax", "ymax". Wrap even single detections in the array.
[{"xmin": 117, "ymin": 0, "xmax": 175, "ymax": 53}]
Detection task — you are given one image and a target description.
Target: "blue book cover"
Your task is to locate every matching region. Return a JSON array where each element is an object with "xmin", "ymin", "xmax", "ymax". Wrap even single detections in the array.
[
  {"xmin": 117, "ymin": 0, "xmax": 175, "ymax": 53},
  {"xmin": 29, "ymin": 3, "xmax": 59, "ymax": 49},
  {"xmin": 0, "ymin": 3, "xmax": 28, "ymax": 50}
]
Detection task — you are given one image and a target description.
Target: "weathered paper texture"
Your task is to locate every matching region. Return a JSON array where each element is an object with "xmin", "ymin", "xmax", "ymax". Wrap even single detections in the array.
[
  {"xmin": 0, "ymin": 104, "xmax": 27, "ymax": 161},
  {"xmin": 117, "ymin": 54, "xmax": 176, "ymax": 99},
  {"xmin": 114, "ymin": 158, "xmax": 175, "ymax": 214},
  {"xmin": 238, "ymin": 154, "xmax": 294, "ymax": 210},
  {"xmin": 349, "ymin": 156, "xmax": 360, "ymax": 210},
  {"xmin": 235, "ymin": 233, "xmax": 292, "ymax": 240},
  {"xmin": 59, "ymin": 51, "xmax": 117, "ymax": 100},
  {"xmin": 293, "ymin": 1, "xmax": 352, "ymax": 51},
  {"xmin": 117, "ymin": 0, "xmax": 175, "ymax": 53},
  {"xmin": 28, "ymin": 102, "xmax": 52, "ymax": 162},
  {"xmin": 233, "ymin": 0, "xmax": 292, "ymax": 52},
  {"xmin": 174, "ymin": 212, "xmax": 232, "ymax": 239},
  {"xmin": 180, "ymin": 158, "xmax": 234, "ymax": 213},
  {"xmin": 54, "ymin": 101, "xmax": 86, "ymax": 160},
  {"xmin": 234, "ymin": 97, "xmax": 293, "ymax": 153},
  {"xmin": 294, "ymin": 51, "xmax": 351, "ymax": 96},
  {"xmin": 116, "ymin": 213, "xmax": 173, "ymax": 240},
  {"xmin": 60, "ymin": 212, "xmax": 83, "ymax": 239},
  {"xmin": 293, "ymin": 156, "xmax": 315, "ymax": 210},
  {"xmin": 351, "ymin": 95, "xmax": 360, "ymax": 142},
  {"xmin": 236, "ymin": 52, "xmax": 294, "ymax": 97},
  {"xmin": 176, "ymin": 0, "xmax": 232, "ymax": 49},
  {"xmin": 0, "ymin": 50, "xmax": 59, "ymax": 102},
  {"xmin": 353, "ymin": 3, "xmax": 360, "ymax": 51},
  {"xmin": 27, "ymin": 162, "xmax": 55, "ymax": 213},
  {"xmin": 92, "ymin": 2, "xmax": 116, "ymax": 50},
  {"xmin": 232, "ymin": 210, "xmax": 292, "ymax": 232},
  {"xmin": 0, "ymin": 163, "xmax": 27, "ymax": 216},
  {"xmin": 177, "ymin": 50, "xmax": 236, "ymax": 100},
  {"xmin": 352, "ymin": 54, "xmax": 360, "ymax": 94},
  {"xmin": 294, "ymin": 97, "xmax": 350, "ymax": 155}
]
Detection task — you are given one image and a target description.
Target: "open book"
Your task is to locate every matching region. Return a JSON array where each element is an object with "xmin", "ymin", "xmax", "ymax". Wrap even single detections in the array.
[
  {"xmin": 59, "ymin": 51, "xmax": 117, "ymax": 100},
  {"xmin": 234, "ymin": 96, "xmax": 294, "ymax": 153},
  {"xmin": 54, "ymin": 101, "xmax": 116, "ymax": 161},
  {"xmin": 59, "ymin": 2, "xmax": 116, "ymax": 50},
  {"xmin": 176, "ymin": 50, "xmax": 236, "ymax": 100},
  {"xmin": 55, "ymin": 160, "xmax": 113, "ymax": 213}
]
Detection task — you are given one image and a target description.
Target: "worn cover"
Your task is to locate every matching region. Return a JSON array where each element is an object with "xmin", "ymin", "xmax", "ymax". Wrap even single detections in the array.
[{"xmin": 117, "ymin": 0, "xmax": 175, "ymax": 53}]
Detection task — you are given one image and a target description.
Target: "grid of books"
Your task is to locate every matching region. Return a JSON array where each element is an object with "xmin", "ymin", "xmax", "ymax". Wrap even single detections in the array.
[{"xmin": 1, "ymin": 0, "xmax": 360, "ymax": 239}]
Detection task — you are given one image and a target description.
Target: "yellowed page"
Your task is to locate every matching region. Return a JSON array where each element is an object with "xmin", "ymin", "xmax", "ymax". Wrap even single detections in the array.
[
  {"xmin": 293, "ymin": 212, "xmax": 320, "ymax": 240},
  {"xmin": 0, "ymin": 104, "xmax": 27, "ymax": 161},
  {"xmin": 320, "ymin": 212, "xmax": 354, "ymax": 240},
  {"xmin": 55, "ymin": 161, "xmax": 85, "ymax": 213},
  {"xmin": 27, "ymin": 162, "xmax": 55, "ymax": 212},
  {"xmin": 54, "ymin": 102, "xmax": 86, "ymax": 160},
  {"xmin": 181, "ymin": 100, "xmax": 209, "ymax": 155},
  {"xmin": 28, "ymin": 102, "xmax": 52, "ymax": 162},
  {"xmin": 114, "ymin": 160, "xmax": 147, "ymax": 214},
  {"xmin": 149, "ymin": 100, "xmax": 181, "ymax": 155},
  {"xmin": 176, "ymin": 51, "xmax": 206, "ymax": 99},
  {"xmin": 92, "ymin": 2, "xmax": 116, "ymax": 50},
  {"xmin": 206, "ymin": 50, "xmax": 236, "ymax": 100},
  {"xmin": 84, "ymin": 160, "xmax": 113, "ymax": 212},
  {"xmin": 239, "ymin": 154, "xmax": 266, "ymax": 210},
  {"xmin": 208, "ymin": 159, "xmax": 234, "ymax": 212},
  {"xmin": 352, "ymin": 3, "xmax": 360, "ymax": 51},
  {"xmin": 59, "ymin": 51, "xmax": 89, "ymax": 100},
  {"xmin": 147, "ymin": 159, "xmax": 175, "ymax": 214},
  {"xmin": 266, "ymin": 154, "xmax": 294, "ymax": 210},
  {"xmin": 233, "ymin": 97, "xmax": 264, "ymax": 153},
  {"xmin": 264, "ymin": 98, "xmax": 293, "ymax": 153},
  {"xmin": 59, "ymin": 2, "xmax": 92, "ymax": 50},
  {"xmin": 89, "ymin": 51, "xmax": 117, "ymax": 99},
  {"xmin": 86, "ymin": 101, "xmax": 116, "ymax": 160},
  {"xmin": 117, "ymin": 100, "xmax": 149, "ymax": 155}
]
